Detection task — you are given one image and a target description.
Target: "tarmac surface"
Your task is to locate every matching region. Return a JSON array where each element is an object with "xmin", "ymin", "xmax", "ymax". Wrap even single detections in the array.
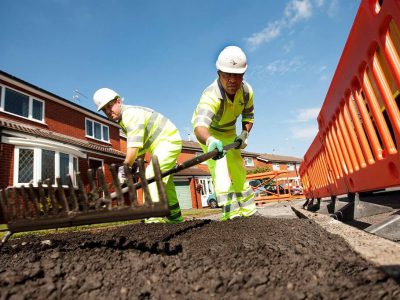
[{"xmin": 0, "ymin": 199, "xmax": 399, "ymax": 299}]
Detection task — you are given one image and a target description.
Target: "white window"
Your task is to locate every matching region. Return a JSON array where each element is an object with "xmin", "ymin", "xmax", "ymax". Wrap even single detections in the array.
[
  {"xmin": 272, "ymin": 163, "xmax": 280, "ymax": 171},
  {"xmin": 15, "ymin": 147, "xmax": 78, "ymax": 186},
  {"xmin": 287, "ymin": 163, "xmax": 294, "ymax": 171},
  {"xmin": 85, "ymin": 118, "xmax": 110, "ymax": 142},
  {"xmin": 244, "ymin": 157, "xmax": 254, "ymax": 167},
  {"xmin": 1, "ymin": 86, "xmax": 44, "ymax": 122}
]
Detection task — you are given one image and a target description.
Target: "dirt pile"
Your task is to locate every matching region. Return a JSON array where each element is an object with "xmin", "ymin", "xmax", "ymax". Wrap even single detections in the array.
[{"xmin": 1, "ymin": 217, "xmax": 399, "ymax": 299}]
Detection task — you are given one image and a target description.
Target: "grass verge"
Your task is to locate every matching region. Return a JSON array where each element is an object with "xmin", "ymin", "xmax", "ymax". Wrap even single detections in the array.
[{"xmin": 0, "ymin": 208, "xmax": 220, "ymax": 241}]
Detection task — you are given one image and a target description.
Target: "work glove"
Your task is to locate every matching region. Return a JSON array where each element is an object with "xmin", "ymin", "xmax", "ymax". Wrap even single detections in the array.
[
  {"xmin": 118, "ymin": 165, "xmax": 127, "ymax": 183},
  {"xmin": 206, "ymin": 136, "xmax": 226, "ymax": 160},
  {"xmin": 235, "ymin": 130, "xmax": 249, "ymax": 149}
]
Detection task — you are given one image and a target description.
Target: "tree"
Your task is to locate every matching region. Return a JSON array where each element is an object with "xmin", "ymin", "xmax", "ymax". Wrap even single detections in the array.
[{"xmin": 246, "ymin": 166, "xmax": 271, "ymax": 175}]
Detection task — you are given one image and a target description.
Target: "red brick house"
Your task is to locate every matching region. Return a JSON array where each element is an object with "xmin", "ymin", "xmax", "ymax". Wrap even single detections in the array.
[
  {"xmin": 0, "ymin": 70, "xmax": 302, "ymax": 219},
  {"xmin": 0, "ymin": 70, "xmax": 126, "ymax": 195}
]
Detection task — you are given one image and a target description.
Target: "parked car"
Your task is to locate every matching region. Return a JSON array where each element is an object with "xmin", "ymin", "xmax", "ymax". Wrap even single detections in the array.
[
  {"xmin": 265, "ymin": 184, "xmax": 287, "ymax": 195},
  {"xmin": 207, "ymin": 194, "xmax": 219, "ymax": 208},
  {"xmin": 290, "ymin": 187, "xmax": 303, "ymax": 195},
  {"xmin": 249, "ymin": 180, "xmax": 268, "ymax": 197}
]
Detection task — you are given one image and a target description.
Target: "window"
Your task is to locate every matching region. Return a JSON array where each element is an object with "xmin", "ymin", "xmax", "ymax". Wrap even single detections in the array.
[
  {"xmin": 2, "ymin": 87, "xmax": 44, "ymax": 121},
  {"xmin": 42, "ymin": 149, "xmax": 55, "ymax": 184},
  {"xmin": 15, "ymin": 147, "xmax": 78, "ymax": 186},
  {"xmin": 244, "ymin": 157, "xmax": 254, "ymax": 167},
  {"xmin": 287, "ymin": 163, "xmax": 294, "ymax": 171},
  {"xmin": 85, "ymin": 118, "xmax": 110, "ymax": 142},
  {"xmin": 18, "ymin": 149, "xmax": 34, "ymax": 183},
  {"xmin": 272, "ymin": 163, "xmax": 280, "ymax": 171}
]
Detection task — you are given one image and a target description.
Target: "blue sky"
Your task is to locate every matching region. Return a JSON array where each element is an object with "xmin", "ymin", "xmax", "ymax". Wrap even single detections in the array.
[{"xmin": 1, "ymin": 0, "xmax": 360, "ymax": 158}]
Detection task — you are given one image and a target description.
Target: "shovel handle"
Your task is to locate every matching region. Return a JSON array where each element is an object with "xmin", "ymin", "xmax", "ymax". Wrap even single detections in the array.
[
  {"xmin": 112, "ymin": 141, "xmax": 241, "ymax": 199},
  {"xmin": 161, "ymin": 141, "xmax": 241, "ymax": 177}
]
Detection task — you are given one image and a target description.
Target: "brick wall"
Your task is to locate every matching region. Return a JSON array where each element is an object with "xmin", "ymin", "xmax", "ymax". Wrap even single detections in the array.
[
  {"xmin": 0, "ymin": 79, "xmax": 122, "ymax": 151},
  {"xmin": 0, "ymin": 143, "xmax": 14, "ymax": 189}
]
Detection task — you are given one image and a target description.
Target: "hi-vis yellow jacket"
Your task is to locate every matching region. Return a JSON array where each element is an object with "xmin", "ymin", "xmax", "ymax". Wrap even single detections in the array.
[
  {"xmin": 192, "ymin": 79, "xmax": 254, "ymax": 136},
  {"xmin": 119, "ymin": 105, "xmax": 180, "ymax": 156}
]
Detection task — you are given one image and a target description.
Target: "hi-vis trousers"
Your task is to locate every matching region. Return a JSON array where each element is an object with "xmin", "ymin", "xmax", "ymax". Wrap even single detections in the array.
[
  {"xmin": 146, "ymin": 138, "xmax": 183, "ymax": 222},
  {"xmin": 201, "ymin": 134, "xmax": 256, "ymax": 221}
]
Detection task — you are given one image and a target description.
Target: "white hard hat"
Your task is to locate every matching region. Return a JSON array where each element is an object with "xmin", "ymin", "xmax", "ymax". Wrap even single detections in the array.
[
  {"xmin": 93, "ymin": 88, "xmax": 119, "ymax": 111},
  {"xmin": 216, "ymin": 46, "xmax": 247, "ymax": 74}
]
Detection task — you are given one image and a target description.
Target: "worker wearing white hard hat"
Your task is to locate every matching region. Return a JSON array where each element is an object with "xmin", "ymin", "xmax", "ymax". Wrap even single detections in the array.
[
  {"xmin": 192, "ymin": 45, "xmax": 257, "ymax": 220},
  {"xmin": 93, "ymin": 88, "xmax": 184, "ymax": 224}
]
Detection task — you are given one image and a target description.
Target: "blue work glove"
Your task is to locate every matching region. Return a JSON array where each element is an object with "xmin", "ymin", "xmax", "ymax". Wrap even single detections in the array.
[
  {"xmin": 235, "ymin": 130, "xmax": 249, "ymax": 149},
  {"xmin": 206, "ymin": 137, "xmax": 226, "ymax": 160}
]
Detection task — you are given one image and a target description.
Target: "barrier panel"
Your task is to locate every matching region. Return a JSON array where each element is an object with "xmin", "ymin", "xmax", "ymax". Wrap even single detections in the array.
[{"xmin": 300, "ymin": 0, "xmax": 400, "ymax": 199}]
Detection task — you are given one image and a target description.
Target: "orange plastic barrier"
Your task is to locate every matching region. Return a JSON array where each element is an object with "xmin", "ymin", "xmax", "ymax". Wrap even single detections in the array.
[{"xmin": 300, "ymin": 0, "xmax": 400, "ymax": 199}]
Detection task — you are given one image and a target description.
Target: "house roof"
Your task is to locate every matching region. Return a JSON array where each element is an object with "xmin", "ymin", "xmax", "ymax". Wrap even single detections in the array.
[
  {"xmin": 0, "ymin": 70, "xmax": 116, "ymax": 127},
  {"xmin": 257, "ymin": 153, "xmax": 303, "ymax": 163},
  {"xmin": 182, "ymin": 140, "xmax": 302, "ymax": 163},
  {"xmin": 182, "ymin": 140, "xmax": 202, "ymax": 151},
  {"xmin": 0, "ymin": 117, "xmax": 126, "ymax": 158},
  {"xmin": 175, "ymin": 167, "xmax": 210, "ymax": 177}
]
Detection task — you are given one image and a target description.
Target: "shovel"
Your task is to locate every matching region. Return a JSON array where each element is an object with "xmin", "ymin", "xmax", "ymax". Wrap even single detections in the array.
[{"xmin": 0, "ymin": 141, "xmax": 240, "ymax": 243}]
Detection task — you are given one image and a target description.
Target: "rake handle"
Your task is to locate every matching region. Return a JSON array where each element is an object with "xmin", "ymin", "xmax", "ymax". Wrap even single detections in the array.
[{"xmin": 112, "ymin": 141, "xmax": 241, "ymax": 199}]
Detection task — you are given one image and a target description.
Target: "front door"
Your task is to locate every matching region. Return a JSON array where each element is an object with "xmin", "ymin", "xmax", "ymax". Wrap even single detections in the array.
[{"xmin": 197, "ymin": 177, "xmax": 214, "ymax": 207}]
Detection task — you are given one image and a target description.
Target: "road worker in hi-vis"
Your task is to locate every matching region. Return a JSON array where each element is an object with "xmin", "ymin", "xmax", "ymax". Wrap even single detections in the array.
[
  {"xmin": 192, "ymin": 45, "xmax": 257, "ymax": 221},
  {"xmin": 93, "ymin": 88, "xmax": 184, "ymax": 224}
]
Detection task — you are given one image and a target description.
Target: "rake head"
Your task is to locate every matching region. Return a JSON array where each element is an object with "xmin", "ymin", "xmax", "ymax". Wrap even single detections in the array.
[{"xmin": 0, "ymin": 156, "xmax": 169, "ymax": 234}]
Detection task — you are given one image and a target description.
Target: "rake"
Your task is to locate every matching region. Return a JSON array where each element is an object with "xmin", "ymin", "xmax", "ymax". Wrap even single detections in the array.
[{"xmin": 0, "ymin": 141, "xmax": 240, "ymax": 244}]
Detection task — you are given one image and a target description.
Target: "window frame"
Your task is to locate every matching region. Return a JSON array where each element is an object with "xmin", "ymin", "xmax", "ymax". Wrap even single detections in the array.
[
  {"xmin": 272, "ymin": 163, "xmax": 281, "ymax": 171},
  {"xmin": 0, "ymin": 84, "xmax": 45, "ymax": 123},
  {"xmin": 14, "ymin": 147, "xmax": 79, "ymax": 187},
  {"xmin": 243, "ymin": 157, "xmax": 254, "ymax": 167},
  {"xmin": 85, "ymin": 117, "xmax": 110, "ymax": 143},
  {"xmin": 287, "ymin": 163, "xmax": 295, "ymax": 171}
]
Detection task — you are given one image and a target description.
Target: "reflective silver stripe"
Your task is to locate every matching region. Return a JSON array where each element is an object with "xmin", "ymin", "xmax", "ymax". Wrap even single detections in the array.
[
  {"xmin": 194, "ymin": 116, "xmax": 212, "ymax": 126},
  {"xmin": 243, "ymin": 105, "xmax": 254, "ymax": 113},
  {"xmin": 127, "ymin": 136, "xmax": 143, "ymax": 143},
  {"xmin": 236, "ymin": 188, "xmax": 254, "ymax": 198},
  {"xmin": 126, "ymin": 124, "xmax": 145, "ymax": 132},
  {"xmin": 223, "ymin": 201, "xmax": 240, "ymax": 213},
  {"xmin": 217, "ymin": 194, "xmax": 228, "ymax": 204},
  {"xmin": 240, "ymin": 196, "xmax": 255, "ymax": 208},
  {"xmin": 143, "ymin": 114, "xmax": 168, "ymax": 149},
  {"xmin": 217, "ymin": 192, "xmax": 236, "ymax": 205},
  {"xmin": 197, "ymin": 108, "xmax": 215, "ymax": 119}
]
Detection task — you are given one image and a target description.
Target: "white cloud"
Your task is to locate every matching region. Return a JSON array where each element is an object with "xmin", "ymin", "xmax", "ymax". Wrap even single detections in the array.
[
  {"xmin": 246, "ymin": 0, "xmax": 313, "ymax": 49},
  {"xmin": 291, "ymin": 125, "xmax": 318, "ymax": 139},
  {"xmin": 246, "ymin": 0, "xmax": 338, "ymax": 49},
  {"xmin": 284, "ymin": 0, "xmax": 312, "ymax": 25},
  {"xmin": 295, "ymin": 107, "xmax": 320, "ymax": 122},
  {"xmin": 327, "ymin": 0, "xmax": 339, "ymax": 17},
  {"xmin": 319, "ymin": 74, "xmax": 328, "ymax": 81},
  {"xmin": 282, "ymin": 41, "xmax": 295, "ymax": 53},
  {"xmin": 247, "ymin": 21, "xmax": 283, "ymax": 48},
  {"xmin": 265, "ymin": 57, "xmax": 304, "ymax": 75}
]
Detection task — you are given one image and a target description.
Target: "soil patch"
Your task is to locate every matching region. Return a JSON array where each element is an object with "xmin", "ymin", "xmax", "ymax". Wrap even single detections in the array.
[{"xmin": 1, "ymin": 217, "xmax": 399, "ymax": 299}]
